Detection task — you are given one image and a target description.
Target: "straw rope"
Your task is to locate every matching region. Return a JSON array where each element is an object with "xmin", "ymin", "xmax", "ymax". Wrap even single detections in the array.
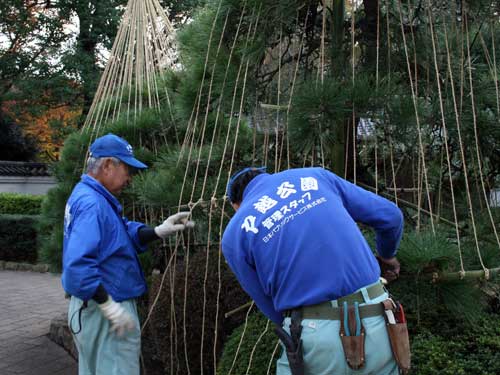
[
  {"xmin": 396, "ymin": 0, "xmax": 435, "ymax": 233},
  {"xmin": 426, "ymin": 3, "xmax": 464, "ymax": 273}
]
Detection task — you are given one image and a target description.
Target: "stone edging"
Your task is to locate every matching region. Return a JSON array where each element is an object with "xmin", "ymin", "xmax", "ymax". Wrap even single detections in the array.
[
  {"xmin": 49, "ymin": 314, "xmax": 78, "ymax": 360},
  {"xmin": 0, "ymin": 260, "xmax": 50, "ymax": 273}
]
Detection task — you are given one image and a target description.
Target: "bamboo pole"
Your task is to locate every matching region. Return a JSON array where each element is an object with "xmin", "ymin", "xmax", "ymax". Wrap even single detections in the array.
[
  {"xmin": 225, "ymin": 301, "xmax": 254, "ymax": 318},
  {"xmin": 429, "ymin": 267, "xmax": 498, "ymax": 283}
]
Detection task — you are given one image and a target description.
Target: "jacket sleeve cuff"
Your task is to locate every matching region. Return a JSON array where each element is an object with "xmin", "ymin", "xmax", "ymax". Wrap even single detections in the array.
[
  {"xmin": 91, "ymin": 284, "xmax": 109, "ymax": 304},
  {"xmin": 138, "ymin": 226, "xmax": 160, "ymax": 245}
]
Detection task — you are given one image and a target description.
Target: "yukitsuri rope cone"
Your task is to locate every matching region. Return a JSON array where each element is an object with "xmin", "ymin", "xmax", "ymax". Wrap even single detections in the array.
[{"xmin": 82, "ymin": 0, "xmax": 176, "ymax": 136}]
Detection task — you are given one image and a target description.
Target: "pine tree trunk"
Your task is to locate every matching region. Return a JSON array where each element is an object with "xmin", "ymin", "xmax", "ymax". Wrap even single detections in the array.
[{"xmin": 332, "ymin": 119, "xmax": 346, "ymax": 177}]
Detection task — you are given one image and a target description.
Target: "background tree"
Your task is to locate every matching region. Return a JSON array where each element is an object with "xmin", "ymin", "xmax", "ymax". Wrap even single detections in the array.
[
  {"xmin": 57, "ymin": 0, "xmax": 127, "ymax": 122},
  {"xmin": 0, "ymin": 113, "xmax": 38, "ymax": 161},
  {"xmin": 0, "ymin": 0, "xmax": 66, "ymax": 104},
  {"xmin": 161, "ymin": 0, "xmax": 207, "ymax": 24},
  {"xmin": 0, "ymin": 0, "xmax": 70, "ymax": 159}
]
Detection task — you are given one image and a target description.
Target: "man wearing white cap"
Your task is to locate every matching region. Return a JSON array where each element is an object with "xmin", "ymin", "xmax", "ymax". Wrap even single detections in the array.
[{"xmin": 62, "ymin": 133, "xmax": 194, "ymax": 375}]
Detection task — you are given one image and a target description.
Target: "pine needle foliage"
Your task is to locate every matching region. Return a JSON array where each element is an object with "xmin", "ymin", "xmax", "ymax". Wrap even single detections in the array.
[
  {"xmin": 397, "ymin": 229, "xmax": 459, "ymax": 275},
  {"xmin": 387, "ymin": 228, "xmax": 493, "ymax": 324}
]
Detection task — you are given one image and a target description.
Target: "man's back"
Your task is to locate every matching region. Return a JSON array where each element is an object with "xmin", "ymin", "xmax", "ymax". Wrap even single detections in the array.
[{"xmin": 222, "ymin": 167, "xmax": 403, "ymax": 320}]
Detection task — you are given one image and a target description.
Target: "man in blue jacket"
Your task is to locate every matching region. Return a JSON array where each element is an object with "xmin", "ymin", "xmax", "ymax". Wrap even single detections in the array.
[
  {"xmin": 222, "ymin": 167, "xmax": 404, "ymax": 375},
  {"xmin": 62, "ymin": 133, "xmax": 194, "ymax": 375}
]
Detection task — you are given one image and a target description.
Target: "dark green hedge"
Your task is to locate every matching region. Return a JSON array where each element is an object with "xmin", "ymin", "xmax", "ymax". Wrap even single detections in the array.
[
  {"xmin": 411, "ymin": 314, "xmax": 500, "ymax": 374},
  {"xmin": 217, "ymin": 312, "xmax": 279, "ymax": 375},
  {"xmin": 0, "ymin": 214, "xmax": 39, "ymax": 263},
  {"xmin": 0, "ymin": 193, "xmax": 43, "ymax": 215}
]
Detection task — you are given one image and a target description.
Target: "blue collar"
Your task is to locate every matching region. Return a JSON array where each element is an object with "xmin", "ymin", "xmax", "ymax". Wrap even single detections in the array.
[{"xmin": 81, "ymin": 174, "xmax": 123, "ymax": 214}]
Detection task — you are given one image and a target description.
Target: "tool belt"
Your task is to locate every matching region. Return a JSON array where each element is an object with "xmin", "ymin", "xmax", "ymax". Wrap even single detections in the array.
[
  {"xmin": 277, "ymin": 295, "xmax": 411, "ymax": 374},
  {"xmin": 334, "ymin": 281, "xmax": 386, "ymax": 305},
  {"xmin": 299, "ymin": 300, "xmax": 385, "ymax": 320}
]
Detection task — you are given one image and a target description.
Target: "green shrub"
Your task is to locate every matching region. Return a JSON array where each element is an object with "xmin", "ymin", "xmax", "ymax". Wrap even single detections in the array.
[
  {"xmin": 411, "ymin": 314, "xmax": 500, "ymax": 375},
  {"xmin": 0, "ymin": 214, "xmax": 39, "ymax": 263},
  {"xmin": 0, "ymin": 193, "xmax": 43, "ymax": 215},
  {"xmin": 217, "ymin": 312, "xmax": 279, "ymax": 375},
  {"xmin": 37, "ymin": 183, "xmax": 74, "ymax": 272}
]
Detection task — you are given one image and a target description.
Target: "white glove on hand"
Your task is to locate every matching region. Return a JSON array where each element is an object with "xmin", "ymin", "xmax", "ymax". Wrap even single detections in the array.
[
  {"xmin": 98, "ymin": 298, "xmax": 136, "ymax": 337},
  {"xmin": 154, "ymin": 211, "xmax": 195, "ymax": 239}
]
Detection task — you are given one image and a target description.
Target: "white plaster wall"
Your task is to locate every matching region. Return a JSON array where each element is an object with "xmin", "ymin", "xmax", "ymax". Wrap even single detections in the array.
[{"xmin": 0, "ymin": 176, "xmax": 57, "ymax": 195}]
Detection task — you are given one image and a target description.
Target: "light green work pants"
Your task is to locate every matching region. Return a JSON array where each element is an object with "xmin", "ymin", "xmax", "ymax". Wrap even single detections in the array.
[
  {"xmin": 276, "ymin": 282, "xmax": 399, "ymax": 375},
  {"xmin": 68, "ymin": 297, "xmax": 141, "ymax": 375}
]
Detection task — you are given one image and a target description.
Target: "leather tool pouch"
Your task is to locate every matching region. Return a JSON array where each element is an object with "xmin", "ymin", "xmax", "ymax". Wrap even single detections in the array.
[
  {"xmin": 339, "ymin": 305, "xmax": 366, "ymax": 370},
  {"xmin": 382, "ymin": 301, "xmax": 411, "ymax": 374}
]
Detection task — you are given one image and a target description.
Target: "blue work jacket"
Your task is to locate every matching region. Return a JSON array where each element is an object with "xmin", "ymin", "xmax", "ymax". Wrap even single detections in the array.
[
  {"xmin": 62, "ymin": 174, "xmax": 148, "ymax": 302},
  {"xmin": 222, "ymin": 167, "xmax": 404, "ymax": 324}
]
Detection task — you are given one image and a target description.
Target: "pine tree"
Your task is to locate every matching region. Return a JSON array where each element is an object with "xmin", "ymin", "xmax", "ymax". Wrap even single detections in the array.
[{"xmin": 40, "ymin": 0, "xmax": 500, "ymax": 373}]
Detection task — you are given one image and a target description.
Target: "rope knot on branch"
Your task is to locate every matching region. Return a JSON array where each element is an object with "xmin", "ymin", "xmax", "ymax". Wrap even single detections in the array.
[
  {"xmin": 484, "ymin": 268, "xmax": 490, "ymax": 280},
  {"xmin": 210, "ymin": 196, "xmax": 218, "ymax": 207}
]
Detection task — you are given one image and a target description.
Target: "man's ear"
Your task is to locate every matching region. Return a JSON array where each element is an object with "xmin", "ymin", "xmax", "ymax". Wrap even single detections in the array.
[
  {"xmin": 231, "ymin": 202, "xmax": 241, "ymax": 211},
  {"xmin": 100, "ymin": 159, "xmax": 114, "ymax": 175}
]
